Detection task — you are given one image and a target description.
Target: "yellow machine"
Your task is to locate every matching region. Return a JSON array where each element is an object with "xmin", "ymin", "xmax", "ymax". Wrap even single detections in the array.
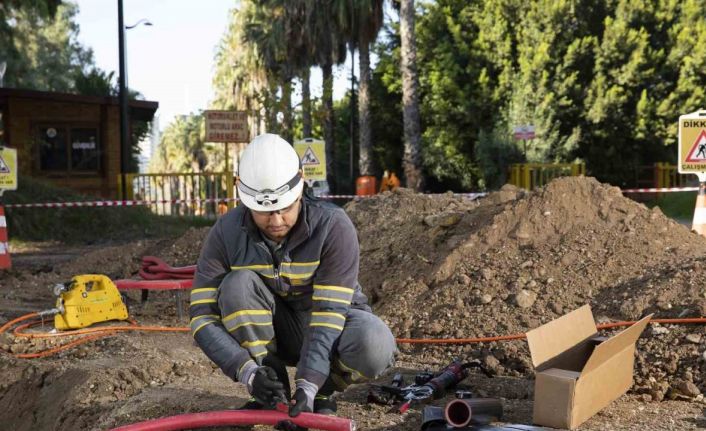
[{"xmin": 53, "ymin": 274, "xmax": 129, "ymax": 330}]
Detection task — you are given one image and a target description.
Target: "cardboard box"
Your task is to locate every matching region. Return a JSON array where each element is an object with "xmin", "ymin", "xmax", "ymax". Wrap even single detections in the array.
[{"xmin": 526, "ymin": 305, "xmax": 652, "ymax": 429}]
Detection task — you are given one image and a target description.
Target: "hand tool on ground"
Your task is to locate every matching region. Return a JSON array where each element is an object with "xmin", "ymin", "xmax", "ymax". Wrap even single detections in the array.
[{"xmin": 368, "ymin": 359, "xmax": 492, "ymax": 413}]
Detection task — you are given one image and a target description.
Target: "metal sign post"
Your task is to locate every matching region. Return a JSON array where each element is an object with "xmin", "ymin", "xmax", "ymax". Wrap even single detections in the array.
[{"xmin": 513, "ymin": 125, "xmax": 536, "ymax": 159}]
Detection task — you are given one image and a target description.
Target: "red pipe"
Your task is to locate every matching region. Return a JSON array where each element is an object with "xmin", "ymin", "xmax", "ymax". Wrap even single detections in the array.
[{"xmin": 108, "ymin": 409, "xmax": 356, "ymax": 431}]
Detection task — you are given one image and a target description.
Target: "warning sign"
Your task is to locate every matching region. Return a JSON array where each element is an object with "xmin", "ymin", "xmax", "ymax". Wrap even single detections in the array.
[
  {"xmin": 204, "ymin": 110, "xmax": 249, "ymax": 143},
  {"xmin": 301, "ymin": 146, "xmax": 320, "ymax": 165},
  {"xmin": 678, "ymin": 110, "xmax": 706, "ymax": 177},
  {"xmin": 294, "ymin": 139, "xmax": 327, "ymax": 181},
  {"xmin": 685, "ymin": 130, "xmax": 706, "ymax": 162},
  {"xmin": 0, "ymin": 146, "xmax": 18, "ymax": 192}
]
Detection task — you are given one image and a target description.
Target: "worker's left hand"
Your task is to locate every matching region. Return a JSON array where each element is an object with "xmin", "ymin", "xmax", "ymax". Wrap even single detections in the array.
[{"xmin": 288, "ymin": 388, "xmax": 313, "ymax": 417}]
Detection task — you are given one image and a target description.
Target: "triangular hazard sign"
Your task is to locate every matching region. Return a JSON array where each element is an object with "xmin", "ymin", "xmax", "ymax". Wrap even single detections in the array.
[
  {"xmin": 0, "ymin": 156, "xmax": 9, "ymax": 173},
  {"xmin": 301, "ymin": 146, "xmax": 320, "ymax": 165},
  {"xmin": 685, "ymin": 130, "xmax": 706, "ymax": 162}
]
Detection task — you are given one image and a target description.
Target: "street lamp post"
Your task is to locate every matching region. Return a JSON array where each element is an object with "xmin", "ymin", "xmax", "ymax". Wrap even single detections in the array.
[
  {"xmin": 117, "ymin": 0, "xmax": 129, "ymax": 200},
  {"xmin": 117, "ymin": 0, "xmax": 152, "ymax": 200}
]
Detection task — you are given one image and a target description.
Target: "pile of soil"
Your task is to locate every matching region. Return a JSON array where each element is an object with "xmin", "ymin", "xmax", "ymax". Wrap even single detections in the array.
[
  {"xmin": 345, "ymin": 177, "xmax": 706, "ymax": 401},
  {"xmin": 2, "ymin": 176, "xmax": 706, "ymax": 430}
]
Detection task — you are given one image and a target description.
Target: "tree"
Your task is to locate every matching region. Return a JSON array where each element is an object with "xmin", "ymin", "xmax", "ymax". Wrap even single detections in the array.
[
  {"xmin": 1, "ymin": 2, "xmax": 96, "ymax": 92},
  {"xmin": 335, "ymin": 0, "xmax": 385, "ymax": 177},
  {"xmin": 150, "ymin": 113, "xmax": 212, "ymax": 173},
  {"xmin": 399, "ymin": 0, "xmax": 424, "ymax": 190}
]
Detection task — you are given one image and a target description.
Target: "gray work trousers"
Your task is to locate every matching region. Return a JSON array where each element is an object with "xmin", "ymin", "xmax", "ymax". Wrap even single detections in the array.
[{"xmin": 218, "ymin": 270, "xmax": 397, "ymax": 391}]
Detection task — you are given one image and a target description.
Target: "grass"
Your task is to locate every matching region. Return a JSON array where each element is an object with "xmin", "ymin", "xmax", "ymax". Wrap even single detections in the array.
[
  {"xmin": 644, "ymin": 191, "xmax": 696, "ymax": 222},
  {"xmin": 2, "ymin": 176, "xmax": 213, "ymax": 244}
]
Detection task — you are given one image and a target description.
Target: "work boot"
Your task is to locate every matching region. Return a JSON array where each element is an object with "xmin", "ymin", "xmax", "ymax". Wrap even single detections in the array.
[{"xmin": 313, "ymin": 394, "xmax": 337, "ymax": 415}]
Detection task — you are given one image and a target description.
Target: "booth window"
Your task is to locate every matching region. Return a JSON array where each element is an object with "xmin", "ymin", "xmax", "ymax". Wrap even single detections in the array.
[{"xmin": 38, "ymin": 125, "xmax": 100, "ymax": 172}]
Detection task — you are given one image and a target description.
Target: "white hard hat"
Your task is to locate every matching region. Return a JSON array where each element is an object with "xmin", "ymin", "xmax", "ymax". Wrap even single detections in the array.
[{"xmin": 237, "ymin": 133, "xmax": 303, "ymax": 212}]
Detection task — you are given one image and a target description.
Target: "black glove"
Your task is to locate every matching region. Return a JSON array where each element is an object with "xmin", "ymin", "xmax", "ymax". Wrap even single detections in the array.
[
  {"xmin": 251, "ymin": 366, "xmax": 287, "ymax": 408},
  {"xmin": 289, "ymin": 388, "xmax": 313, "ymax": 417}
]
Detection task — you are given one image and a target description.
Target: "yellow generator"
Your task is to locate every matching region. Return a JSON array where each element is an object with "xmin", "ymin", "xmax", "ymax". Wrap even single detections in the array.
[{"xmin": 53, "ymin": 274, "xmax": 129, "ymax": 330}]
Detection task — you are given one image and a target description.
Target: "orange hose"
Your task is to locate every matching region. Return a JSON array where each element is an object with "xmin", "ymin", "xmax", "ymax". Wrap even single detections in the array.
[
  {"xmin": 13, "ymin": 319, "xmax": 188, "ymax": 338},
  {"xmin": 4, "ymin": 313, "xmax": 706, "ymax": 358},
  {"xmin": 15, "ymin": 331, "xmax": 119, "ymax": 359},
  {"xmin": 1, "ymin": 311, "xmax": 188, "ymax": 359},
  {"xmin": 0, "ymin": 311, "xmax": 39, "ymax": 336},
  {"xmin": 396, "ymin": 317, "xmax": 706, "ymax": 344}
]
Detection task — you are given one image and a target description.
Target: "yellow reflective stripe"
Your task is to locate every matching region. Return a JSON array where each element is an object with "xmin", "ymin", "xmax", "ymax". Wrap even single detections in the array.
[
  {"xmin": 311, "ymin": 312, "xmax": 346, "ymax": 320},
  {"xmin": 312, "ymin": 296, "xmax": 352, "ymax": 305},
  {"xmin": 192, "ymin": 320, "xmax": 215, "ymax": 336},
  {"xmin": 314, "ymin": 285, "xmax": 355, "ymax": 294},
  {"xmin": 241, "ymin": 339, "xmax": 271, "ymax": 348},
  {"xmin": 223, "ymin": 309, "xmax": 272, "ymax": 323},
  {"xmin": 254, "ymin": 350, "xmax": 268, "ymax": 357},
  {"xmin": 191, "ymin": 287, "xmax": 217, "ymax": 294},
  {"xmin": 238, "ymin": 360, "xmax": 255, "ymax": 378},
  {"xmin": 337, "ymin": 358, "xmax": 368, "ymax": 380},
  {"xmin": 229, "ymin": 321, "xmax": 273, "ymax": 332},
  {"xmin": 191, "ymin": 299, "xmax": 217, "ymax": 305},
  {"xmin": 280, "ymin": 272, "xmax": 314, "ymax": 279},
  {"xmin": 310, "ymin": 322, "xmax": 344, "ymax": 331},
  {"xmin": 287, "ymin": 261, "xmax": 320, "ymax": 267},
  {"xmin": 189, "ymin": 314, "xmax": 220, "ymax": 323},
  {"xmin": 231, "ymin": 264, "xmax": 273, "ymax": 270}
]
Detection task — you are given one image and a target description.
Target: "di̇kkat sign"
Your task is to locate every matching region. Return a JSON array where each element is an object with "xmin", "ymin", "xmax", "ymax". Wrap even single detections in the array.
[
  {"xmin": 0, "ymin": 146, "xmax": 18, "ymax": 194},
  {"xmin": 678, "ymin": 109, "xmax": 706, "ymax": 180},
  {"xmin": 204, "ymin": 110, "xmax": 249, "ymax": 143}
]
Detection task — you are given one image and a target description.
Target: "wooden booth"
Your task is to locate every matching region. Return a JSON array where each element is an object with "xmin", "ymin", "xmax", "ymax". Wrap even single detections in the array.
[{"xmin": 0, "ymin": 88, "xmax": 158, "ymax": 198}]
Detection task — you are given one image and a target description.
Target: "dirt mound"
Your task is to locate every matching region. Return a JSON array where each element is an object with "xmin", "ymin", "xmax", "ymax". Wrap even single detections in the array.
[{"xmin": 346, "ymin": 177, "xmax": 706, "ymax": 398}]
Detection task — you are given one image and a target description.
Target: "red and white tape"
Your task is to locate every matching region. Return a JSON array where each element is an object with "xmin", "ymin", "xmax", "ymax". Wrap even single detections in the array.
[
  {"xmin": 3, "ymin": 192, "xmax": 487, "ymax": 209},
  {"xmin": 621, "ymin": 186, "xmax": 698, "ymax": 193}
]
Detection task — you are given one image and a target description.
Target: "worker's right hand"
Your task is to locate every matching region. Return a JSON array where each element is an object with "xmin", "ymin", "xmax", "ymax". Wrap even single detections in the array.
[{"xmin": 250, "ymin": 366, "xmax": 287, "ymax": 408}]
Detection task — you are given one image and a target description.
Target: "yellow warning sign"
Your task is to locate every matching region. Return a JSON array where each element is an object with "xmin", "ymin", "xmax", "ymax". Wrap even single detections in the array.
[
  {"xmin": 0, "ymin": 146, "xmax": 17, "ymax": 192},
  {"xmin": 679, "ymin": 110, "xmax": 706, "ymax": 176},
  {"xmin": 294, "ymin": 139, "xmax": 327, "ymax": 181}
]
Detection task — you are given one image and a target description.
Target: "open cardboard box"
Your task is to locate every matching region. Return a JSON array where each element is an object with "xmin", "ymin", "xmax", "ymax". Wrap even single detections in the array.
[{"xmin": 526, "ymin": 304, "xmax": 652, "ymax": 429}]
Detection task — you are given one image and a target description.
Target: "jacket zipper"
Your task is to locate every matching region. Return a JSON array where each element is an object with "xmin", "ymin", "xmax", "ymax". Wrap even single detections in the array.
[{"xmin": 256, "ymin": 242, "xmax": 283, "ymax": 292}]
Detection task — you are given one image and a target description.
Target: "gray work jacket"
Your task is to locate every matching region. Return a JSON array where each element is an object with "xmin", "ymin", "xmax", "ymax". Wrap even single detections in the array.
[{"xmin": 189, "ymin": 196, "xmax": 368, "ymax": 387}]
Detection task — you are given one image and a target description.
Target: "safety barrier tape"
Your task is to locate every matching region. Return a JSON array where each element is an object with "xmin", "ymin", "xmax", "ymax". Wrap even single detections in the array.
[
  {"xmin": 621, "ymin": 186, "xmax": 699, "ymax": 193},
  {"xmin": 2, "ymin": 192, "xmax": 487, "ymax": 209}
]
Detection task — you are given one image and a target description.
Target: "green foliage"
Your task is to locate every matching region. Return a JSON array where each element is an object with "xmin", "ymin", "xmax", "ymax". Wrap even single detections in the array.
[
  {"xmin": 369, "ymin": 0, "xmax": 706, "ymax": 190},
  {"xmin": 1, "ymin": 2, "xmax": 93, "ymax": 92},
  {"xmin": 150, "ymin": 113, "xmax": 222, "ymax": 173},
  {"xmin": 3, "ymin": 176, "xmax": 208, "ymax": 243}
]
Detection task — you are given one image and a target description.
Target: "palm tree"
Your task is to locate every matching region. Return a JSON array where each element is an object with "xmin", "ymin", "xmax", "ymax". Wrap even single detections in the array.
[
  {"xmin": 337, "ymin": 0, "xmax": 384, "ymax": 177},
  {"xmin": 306, "ymin": 0, "xmax": 347, "ymax": 192},
  {"xmin": 399, "ymin": 0, "xmax": 424, "ymax": 190},
  {"xmin": 212, "ymin": 5, "xmax": 269, "ymax": 139}
]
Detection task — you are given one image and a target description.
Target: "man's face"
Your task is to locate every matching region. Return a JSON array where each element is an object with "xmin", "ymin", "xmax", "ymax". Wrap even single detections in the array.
[{"xmin": 250, "ymin": 195, "xmax": 302, "ymax": 242}]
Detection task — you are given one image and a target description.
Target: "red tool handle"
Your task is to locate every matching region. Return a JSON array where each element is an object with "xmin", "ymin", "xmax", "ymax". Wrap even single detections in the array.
[{"xmin": 427, "ymin": 360, "xmax": 467, "ymax": 398}]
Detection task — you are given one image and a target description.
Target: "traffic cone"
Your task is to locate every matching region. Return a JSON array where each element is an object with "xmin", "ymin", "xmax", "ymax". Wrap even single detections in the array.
[
  {"xmin": 0, "ymin": 205, "xmax": 10, "ymax": 269},
  {"xmin": 692, "ymin": 183, "xmax": 706, "ymax": 237}
]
